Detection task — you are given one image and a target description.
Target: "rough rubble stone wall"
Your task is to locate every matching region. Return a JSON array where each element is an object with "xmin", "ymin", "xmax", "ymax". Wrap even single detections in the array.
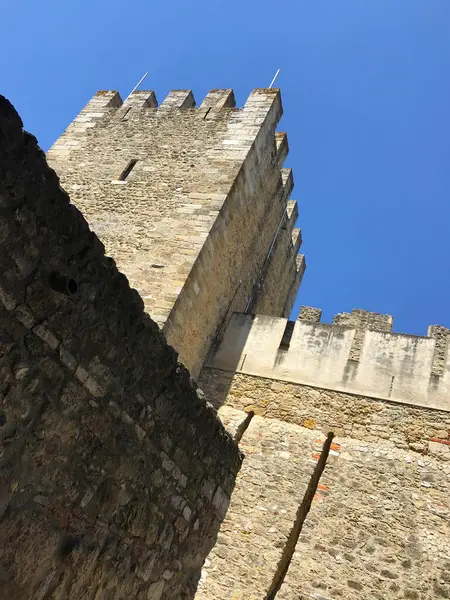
[
  {"xmin": 47, "ymin": 88, "xmax": 303, "ymax": 377},
  {"xmin": 199, "ymin": 369, "xmax": 450, "ymax": 452},
  {"xmin": 196, "ymin": 369, "xmax": 450, "ymax": 600},
  {"xmin": 0, "ymin": 95, "xmax": 241, "ymax": 600},
  {"xmin": 278, "ymin": 433, "xmax": 450, "ymax": 600},
  {"xmin": 195, "ymin": 406, "xmax": 321, "ymax": 600}
]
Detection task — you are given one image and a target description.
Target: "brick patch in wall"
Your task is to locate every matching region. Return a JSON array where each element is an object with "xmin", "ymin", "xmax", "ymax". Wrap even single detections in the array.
[{"xmin": 429, "ymin": 437, "xmax": 450, "ymax": 446}]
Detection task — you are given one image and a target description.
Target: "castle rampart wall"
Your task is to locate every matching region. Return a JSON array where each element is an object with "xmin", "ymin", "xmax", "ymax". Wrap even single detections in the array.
[
  {"xmin": 197, "ymin": 319, "xmax": 450, "ymax": 599},
  {"xmin": 47, "ymin": 89, "xmax": 303, "ymax": 377},
  {"xmin": 205, "ymin": 309, "xmax": 450, "ymax": 411},
  {"xmin": 194, "ymin": 403, "xmax": 450, "ymax": 600},
  {"xmin": 0, "ymin": 95, "xmax": 241, "ymax": 600}
]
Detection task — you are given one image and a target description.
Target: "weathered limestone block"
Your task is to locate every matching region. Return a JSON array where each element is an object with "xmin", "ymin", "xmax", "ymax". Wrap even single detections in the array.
[
  {"xmin": 332, "ymin": 308, "xmax": 393, "ymax": 332},
  {"xmin": 428, "ymin": 324, "xmax": 450, "ymax": 377},
  {"xmin": 333, "ymin": 309, "xmax": 393, "ymax": 361}
]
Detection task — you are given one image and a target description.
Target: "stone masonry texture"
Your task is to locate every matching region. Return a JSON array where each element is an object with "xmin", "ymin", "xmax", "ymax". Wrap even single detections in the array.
[
  {"xmin": 3, "ymin": 79, "xmax": 450, "ymax": 600},
  {"xmin": 196, "ymin": 369, "xmax": 450, "ymax": 599},
  {"xmin": 0, "ymin": 95, "xmax": 241, "ymax": 600},
  {"xmin": 47, "ymin": 88, "xmax": 304, "ymax": 378},
  {"xmin": 196, "ymin": 369, "xmax": 450, "ymax": 600},
  {"xmin": 333, "ymin": 309, "xmax": 394, "ymax": 362},
  {"xmin": 199, "ymin": 370, "xmax": 450, "ymax": 453},
  {"xmin": 298, "ymin": 305, "xmax": 322, "ymax": 323}
]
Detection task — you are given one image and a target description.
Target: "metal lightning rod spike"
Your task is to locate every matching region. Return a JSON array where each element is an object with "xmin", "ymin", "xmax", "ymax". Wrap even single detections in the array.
[
  {"xmin": 269, "ymin": 68, "xmax": 280, "ymax": 89},
  {"xmin": 125, "ymin": 72, "xmax": 149, "ymax": 100}
]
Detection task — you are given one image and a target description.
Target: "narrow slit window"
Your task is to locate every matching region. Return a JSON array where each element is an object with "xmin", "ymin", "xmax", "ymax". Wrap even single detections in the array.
[
  {"xmin": 118, "ymin": 159, "xmax": 138, "ymax": 181},
  {"xmin": 279, "ymin": 320, "xmax": 295, "ymax": 350}
]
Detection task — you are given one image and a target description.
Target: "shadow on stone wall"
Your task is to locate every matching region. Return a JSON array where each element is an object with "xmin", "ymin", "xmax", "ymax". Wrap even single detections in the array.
[
  {"xmin": 0, "ymin": 95, "xmax": 241, "ymax": 600},
  {"xmin": 198, "ymin": 313, "xmax": 255, "ymax": 411}
]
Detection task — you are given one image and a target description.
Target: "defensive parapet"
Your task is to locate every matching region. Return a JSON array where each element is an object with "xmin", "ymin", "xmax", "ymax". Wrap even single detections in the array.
[
  {"xmin": 47, "ymin": 88, "xmax": 304, "ymax": 377},
  {"xmin": 205, "ymin": 308, "xmax": 450, "ymax": 411}
]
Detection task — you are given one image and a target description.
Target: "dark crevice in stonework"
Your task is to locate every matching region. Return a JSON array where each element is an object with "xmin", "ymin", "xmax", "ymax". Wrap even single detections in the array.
[
  {"xmin": 264, "ymin": 431, "xmax": 335, "ymax": 600},
  {"xmin": 389, "ymin": 375, "xmax": 395, "ymax": 397},
  {"xmin": 234, "ymin": 410, "xmax": 255, "ymax": 444},
  {"xmin": 121, "ymin": 107, "xmax": 132, "ymax": 120},
  {"xmin": 278, "ymin": 319, "xmax": 295, "ymax": 350},
  {"xmin": 118, "ymin": 159, "xmax": 138, "ymax": 181}
]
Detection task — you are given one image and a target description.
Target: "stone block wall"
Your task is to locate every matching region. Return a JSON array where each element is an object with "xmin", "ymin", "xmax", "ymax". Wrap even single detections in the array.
[
  {"xmin": 277, "ymin": 433, "xmax": 450, "ymax": 600},
  {"xmin": 195, "ymin": 406, "xmax": 322, "ymax": 599},
  {"xmin": 196, "ymin": 306, "xmax": 450, "ymax": 599},
  {"xmin": 47, "ymin": 88, "xmax": 304, "ymax": 377},
  {"xmin": 0, "ymin": 95, "xmax": 241, "ymax": 600},
  {"xmin": 196, "ymin": 372, "xmax": 450, "ymax": 600},
  {"xmin": 199, "ymin": 370, "xmax": 450, "ymax": 453}
]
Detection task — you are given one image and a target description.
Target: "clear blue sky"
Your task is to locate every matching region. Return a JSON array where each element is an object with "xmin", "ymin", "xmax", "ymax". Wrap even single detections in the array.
[{"xmin": 2, "ymin": 1, "xmax": 450, "ymax": 334}]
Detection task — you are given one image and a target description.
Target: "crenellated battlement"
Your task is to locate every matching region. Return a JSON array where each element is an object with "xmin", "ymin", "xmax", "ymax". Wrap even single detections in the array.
[
  {"xmin": 160, "ymin": 89, "xmax": 196, "ymax": 108},
  {"xmin": 206, "ymin": 311, "xmax": 450, "ymax": 411},
  {"xmin": 121, "ymin": 90, "xmax": 158, "ymax": 110},
  {"xmin": 291, "ymin": 227, "xmax": 302, "ymax": 252},
  {"xmin": 51, "ymin": 87, "xmax": 282, "ymax": 117},
  {"xmin": 48, "ymin": 88, "xmax": 286, "ymax": 169}
]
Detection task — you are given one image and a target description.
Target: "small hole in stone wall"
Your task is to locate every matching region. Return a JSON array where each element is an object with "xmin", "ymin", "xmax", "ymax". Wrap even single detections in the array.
[
  {"xmin": 0, "ymin": 415, "xmax": 6, "ymax": 426},
  {"xmin": 56, "ymin": 534, "xmax": 80, "ymax": 559},
  {"xmin": 118, "ymin": 159, "xmax": 138, "ymax": 181},
  {"xmin": 49, "ymin": 273, "xmax": 79, "ymax": 297},
  {"xmin": 67, "ymin": 279, "xmax": 78, "ymax": 295}
]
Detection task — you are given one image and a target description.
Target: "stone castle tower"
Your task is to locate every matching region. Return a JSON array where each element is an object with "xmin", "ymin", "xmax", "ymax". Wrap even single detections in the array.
[
  {"xmin": 0, "ymin": 86, "xmax": 449, "ymax": 599},
  {"xmin": 47, "ymin": 88, "xmax": 304, "ymax": 378}
]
